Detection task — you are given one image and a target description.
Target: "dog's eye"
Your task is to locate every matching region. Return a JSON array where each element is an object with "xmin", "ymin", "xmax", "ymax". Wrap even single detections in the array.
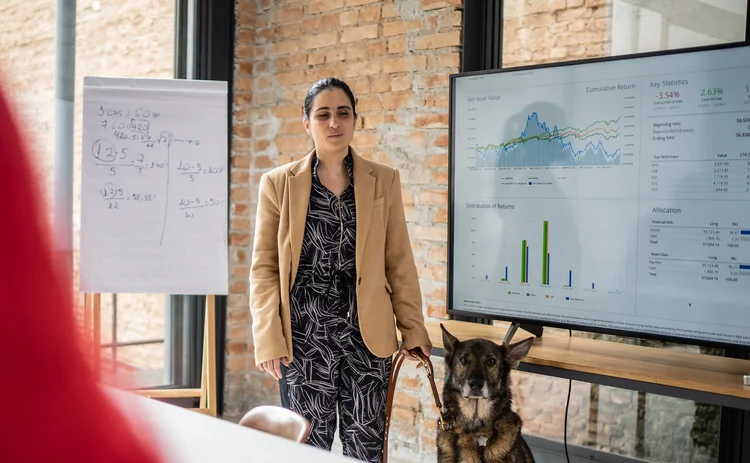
[
  {"xmin": 486, "ymin": 358, "xmax": 497, "ymax": 367},
  {"xmin": 459, "ymin": 356, "xmax": 470, "ymax": 365}
]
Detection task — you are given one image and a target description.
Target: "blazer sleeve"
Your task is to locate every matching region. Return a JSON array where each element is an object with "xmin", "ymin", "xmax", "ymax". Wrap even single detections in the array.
[
  {"xmin": 384, "ymin": 168, "xmax": 432, "ymax": 350},
  {"xmin": 249, "ymin": 173, "xmax": 289, "ymax": 366}
]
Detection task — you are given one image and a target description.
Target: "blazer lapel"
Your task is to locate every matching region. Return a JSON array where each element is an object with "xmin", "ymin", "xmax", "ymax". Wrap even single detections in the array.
[
  {"xmin": 352, "ymin": 149, "xmax": 375, "ymax": 277},
  {"xmin": 288, "ymin": 151, "xmax": 314, "ymax": 287}
]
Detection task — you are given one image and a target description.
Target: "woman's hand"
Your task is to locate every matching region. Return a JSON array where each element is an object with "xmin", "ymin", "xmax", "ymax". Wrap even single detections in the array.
[
  {"xmin": 402, "ymin": 345, "xmax": 432, "ymax": 369},
  {"xmin": 258, "ymin": 357, "xmax": 289, "ymax": 380}
]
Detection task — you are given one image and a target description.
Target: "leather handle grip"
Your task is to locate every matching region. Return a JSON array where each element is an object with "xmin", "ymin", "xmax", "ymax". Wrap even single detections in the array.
[{"xmin": 383, "ymin": 349, "xmax": 445, "ymax": 463}]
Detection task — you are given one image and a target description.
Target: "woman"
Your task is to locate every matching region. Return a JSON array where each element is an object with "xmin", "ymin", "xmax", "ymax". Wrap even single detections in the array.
[{"xmin": 249, "ymin": 77, "xmax": 432, "ymax": 461}]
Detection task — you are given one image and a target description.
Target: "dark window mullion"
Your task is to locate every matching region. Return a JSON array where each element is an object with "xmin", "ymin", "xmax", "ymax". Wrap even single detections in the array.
[
  {"xmin": 189, "ymin": 0, "xmax": 233, "ymax": 416},
  {"xmin": 492, "ymin": 0, "xmax": 502, "ymax": 69},
  {"xmin": 484, "ymin": 0, "xmax": 494, "ymax": 70}
]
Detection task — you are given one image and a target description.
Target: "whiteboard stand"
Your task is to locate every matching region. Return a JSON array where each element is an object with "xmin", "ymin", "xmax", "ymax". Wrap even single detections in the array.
[
  {"xmin": 83, "ymin": 293, "xmax": 102, "ymax": 381},
  {"xmin": 85, "ymin": 293, "xmax": 218, "ymax": 417}
]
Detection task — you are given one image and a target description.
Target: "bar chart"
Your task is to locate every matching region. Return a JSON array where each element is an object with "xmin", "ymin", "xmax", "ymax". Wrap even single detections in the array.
[
  {"xmin": 480, "ymin": 217, "xmax": 615, "ymax": 293},
  {"xmin": 458, "ymin": 197, "xmax": 635, "ymax": 316}
]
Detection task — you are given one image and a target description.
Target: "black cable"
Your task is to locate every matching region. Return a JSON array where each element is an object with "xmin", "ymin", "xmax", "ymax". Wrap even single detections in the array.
[{"xmin": 564, "ymin": 329, "xmax": 572, "ymax": 463}]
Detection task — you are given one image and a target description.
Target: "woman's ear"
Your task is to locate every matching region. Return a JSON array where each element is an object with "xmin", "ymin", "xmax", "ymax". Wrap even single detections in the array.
[{"xmin": 302, "ymin": 117, "xmax": 310, "ymax": 135}]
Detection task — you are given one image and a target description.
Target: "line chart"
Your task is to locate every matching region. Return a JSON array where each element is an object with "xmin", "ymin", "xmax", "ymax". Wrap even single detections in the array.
[{"xmin": 475, "ymin": 112, "xmax": 623, "ymax": 168}]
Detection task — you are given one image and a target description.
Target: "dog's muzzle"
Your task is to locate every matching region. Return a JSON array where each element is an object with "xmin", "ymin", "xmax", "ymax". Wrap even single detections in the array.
[{"xmin": 463, "ymin": 378, "xmax": 489, "ymax": 399}]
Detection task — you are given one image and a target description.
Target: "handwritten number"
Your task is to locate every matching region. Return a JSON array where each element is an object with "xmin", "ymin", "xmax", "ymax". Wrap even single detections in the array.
[
  {"xmin": 109, "ymin": 167, "xmax": 116, "ymax": 176},
  {"xmin": 139, "ymin": 153, "xmax": 145, "ymax": 163},
  {"xmin": 189, "ymin": 174, "xmax": 195, "ymax": 182}
]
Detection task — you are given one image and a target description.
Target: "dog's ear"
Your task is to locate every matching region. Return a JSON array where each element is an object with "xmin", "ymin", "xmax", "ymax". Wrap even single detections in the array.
[
  {"xmin": 505, "ymin": 337, "xmax": 534, "ymax": 369},
  {"xmin": 440, "ymin": 323, "xmax": 459, "ymax": 357}
]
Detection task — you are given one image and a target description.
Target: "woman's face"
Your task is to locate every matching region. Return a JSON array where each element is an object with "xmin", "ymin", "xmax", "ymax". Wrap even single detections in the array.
[{"xmin": 303, "ymin": 88, "xmax": 356, "ymax": 155}]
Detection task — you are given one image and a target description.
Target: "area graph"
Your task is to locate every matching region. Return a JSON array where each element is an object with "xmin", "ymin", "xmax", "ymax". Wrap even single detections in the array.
[{"xmin": 475, "ymin": 112, "xmax": 623, "ymax": 168}]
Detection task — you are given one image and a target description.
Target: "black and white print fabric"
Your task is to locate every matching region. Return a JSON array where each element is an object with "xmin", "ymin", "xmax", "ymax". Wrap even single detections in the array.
[{"xmin": 280, "ymin": 152, "xmax": 392, "ymax": 463}]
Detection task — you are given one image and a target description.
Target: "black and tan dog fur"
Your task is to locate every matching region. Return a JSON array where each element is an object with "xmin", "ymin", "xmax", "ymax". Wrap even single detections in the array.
[{"xmin": 436, "ymin": 324, "xmax": 535, "ymax": 463}]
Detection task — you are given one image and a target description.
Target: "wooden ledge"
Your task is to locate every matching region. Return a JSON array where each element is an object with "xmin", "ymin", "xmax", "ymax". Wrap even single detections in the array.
[
  {"xmin": 424, "ymin": 320, "xmax": 750, "ymax": 410},
  {"xmin": 132, "ymin": 388, "xmax": 203, "ymax": 399}
]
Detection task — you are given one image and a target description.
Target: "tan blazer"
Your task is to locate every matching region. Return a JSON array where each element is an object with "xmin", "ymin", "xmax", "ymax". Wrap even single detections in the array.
[{"xmin": 249, "ymin": 148, "xmax": 432, "ymax": 366}]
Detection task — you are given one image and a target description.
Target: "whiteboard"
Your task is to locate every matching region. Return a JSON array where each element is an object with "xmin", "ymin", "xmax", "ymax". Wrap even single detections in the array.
[{"xmin": 80, "ymin": 77, "xmax": 229, "ymax": 295}]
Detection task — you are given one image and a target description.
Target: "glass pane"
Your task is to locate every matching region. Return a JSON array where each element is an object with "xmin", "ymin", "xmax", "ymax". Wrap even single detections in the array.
[
  {"xmin": 502, "ymin": 0, "xmax": 748, "ymax": 68},
  {"xmin": 102, "ymin": 343, "xmax": 166, "ymax": 389},
  {"xmin": 98, "ymin": 293, "xmax": 166, "ymax": 387},
  {"xmin": 611, "ymin": 0, "xmax": 748, "ymax": 56},
  {"xmin": 508, "ymin": 326, "xmax": 722, "ymax": 461},
  {"xmin": 513, "ymin": 372, "xmax": 721, "ymax": 462}
]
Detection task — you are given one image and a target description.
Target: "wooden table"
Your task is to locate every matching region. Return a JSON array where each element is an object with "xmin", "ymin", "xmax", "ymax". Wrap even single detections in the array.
[
  {"xmin": 108, "ymin": 388, "xmax": 356, "ymax": 463},
  {"xmin": 426, "ymin": 320, "xmax": 750, "ymax": 410}
]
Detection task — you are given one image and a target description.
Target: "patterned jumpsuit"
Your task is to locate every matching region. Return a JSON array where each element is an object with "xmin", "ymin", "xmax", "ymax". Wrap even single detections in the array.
[{"xmin": 279, "ymin": 153, "xmax": 393, "ymax": 463}]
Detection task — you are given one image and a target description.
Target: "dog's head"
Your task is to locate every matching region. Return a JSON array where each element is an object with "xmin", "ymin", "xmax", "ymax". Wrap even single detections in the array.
[{"xmin": 441, "ymin": 324, "xmax": 533, "ymax": 400}]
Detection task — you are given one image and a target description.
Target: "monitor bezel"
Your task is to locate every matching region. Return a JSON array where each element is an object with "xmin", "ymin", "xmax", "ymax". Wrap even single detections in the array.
[{"xmin": 447, "ymin": 41, "xmax": 750, "ymax": 350}]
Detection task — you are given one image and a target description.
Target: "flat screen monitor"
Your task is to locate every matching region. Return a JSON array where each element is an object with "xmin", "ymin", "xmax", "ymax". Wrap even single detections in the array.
[{"xmin": 448, "ymin": 44, "xmax": 750, "ymax": 348}]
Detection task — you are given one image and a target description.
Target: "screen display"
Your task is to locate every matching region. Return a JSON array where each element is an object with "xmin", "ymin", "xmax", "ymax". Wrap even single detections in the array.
[{"xmin": 449, "ymin": 45, "xmax": 750, "ymax": 347}]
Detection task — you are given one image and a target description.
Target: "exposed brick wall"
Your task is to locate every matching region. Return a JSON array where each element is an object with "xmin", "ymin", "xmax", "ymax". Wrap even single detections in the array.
[{"xmin": 227, "ymin": 0, "xmax": 462, "ymax": 432}]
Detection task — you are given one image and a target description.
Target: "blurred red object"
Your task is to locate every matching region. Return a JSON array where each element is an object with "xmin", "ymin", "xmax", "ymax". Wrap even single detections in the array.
[{"xmin": 0, "ymin": 84, "xmax": 162, "ymax": 462}]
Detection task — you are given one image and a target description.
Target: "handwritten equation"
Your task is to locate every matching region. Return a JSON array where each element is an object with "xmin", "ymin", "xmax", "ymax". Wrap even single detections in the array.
[{"xmin": 88, "ymin": 102, "xmax": 227, "ymax": 246}]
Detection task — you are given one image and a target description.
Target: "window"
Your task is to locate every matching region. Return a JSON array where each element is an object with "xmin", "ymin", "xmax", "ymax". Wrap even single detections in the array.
[
  {"xmin": 0, "ymin": 0, "xmax": 215, "ymax": 396},
  {"xmin": 74, "ymin": 0, "xmax": 181, "ymax": 390},
  {"xmin": 511, "ymin": 328, "xmax": 727, "ymax": 462}
]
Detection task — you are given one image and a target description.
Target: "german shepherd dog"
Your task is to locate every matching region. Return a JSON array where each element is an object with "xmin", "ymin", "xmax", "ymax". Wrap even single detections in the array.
[{"xmin": 437, "ymin": 324, "xmax": 535, "ymax": 463}]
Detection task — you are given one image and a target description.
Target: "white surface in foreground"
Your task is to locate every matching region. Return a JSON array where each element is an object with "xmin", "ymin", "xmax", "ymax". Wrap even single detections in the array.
[{"xmin": 108, "ymin": 388, "xmax": 357, "ymax": 463}]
